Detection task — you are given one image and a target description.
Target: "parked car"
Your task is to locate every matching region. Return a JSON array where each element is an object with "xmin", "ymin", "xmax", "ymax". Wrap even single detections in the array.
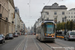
[
  {"xmin": 13, "ymin": 33, "xmax": 18, "ymax": 37},
  {"xmin": 5, "ymin": 33, "xmax": 14, "ymax": 39},
  {"xmin": 64, "ymin": 31, "xmax": 75, "ymax": 41},
  {"xmin": 0, "ymin": 34, "xmax": 5, "ymax": 44}
]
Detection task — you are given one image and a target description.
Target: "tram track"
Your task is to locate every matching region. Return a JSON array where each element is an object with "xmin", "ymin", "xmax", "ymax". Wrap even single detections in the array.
[
  {"xmin": 35, "ymin": 39, "xmax": 73, "ymax": 50},
  {"xmin": 45, "ymin": 43, "xmax": 55, "ymax": 50},
  {"xmin": 33, "ymin": 38, "xmax": 43, "ymax": 50},
  {"xmin": 34, "ymin": 38, "xmax": 55, "ymax": 50},
  {"xmin": 34, "ymin": 35, "xmax": 74, "ymax": 50}
]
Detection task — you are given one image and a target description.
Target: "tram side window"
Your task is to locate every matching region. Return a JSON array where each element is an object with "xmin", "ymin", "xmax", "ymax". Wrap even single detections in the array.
[
  {"xmin": 36, "ymin": 27, "xmax": 41, "ymax": 34},
  {"xmin": 36, "ymin": 28, "xmax": 39, "ymax": 34}
]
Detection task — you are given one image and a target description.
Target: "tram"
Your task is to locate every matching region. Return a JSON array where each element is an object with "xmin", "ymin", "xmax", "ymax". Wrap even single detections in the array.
[{"xmin": 36, "ymin": 20, "xmax": 56, "ymax": 42}]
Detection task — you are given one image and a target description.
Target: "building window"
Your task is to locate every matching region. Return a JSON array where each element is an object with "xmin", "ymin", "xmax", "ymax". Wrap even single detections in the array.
[
  {"xmin": 69, "ymin": 12, "xmax": 70, "ymax": 14},
  {"xmin": 45, "ymin": 12, "xmax": 49, "ymax": 15},
  {"xmin": 54, "ymin": 12, "xmax": 57, "ymax": 15},
  {"xmin": 74, "ymin": 16, "xmax": 75, "ymax": 18},
  {"xmin": 69, "ymin": 16, "xmax": 70, "ymax": 18},
  {"xmin": 74, "ymin": 19, "xmax": 75, "ymax": 21},
  {"xmin": 74, "ymin": 12, "xmax": 75, "ymax": 14},
  {"xmin": 71, "ymin": 12, "xmax": 73, "ymax": 14},
  {"xmin": 68, "ymin": 16, "xmax": 69, "ymax": 18},
  {"xmin": 72, "ymin": 19, "xmax": 73, "ymax": 21},
  {"xmin": 62, "ymin": 18, "xmax": 64, "ymax": 22},
  {"xmin": 71, "ymin": 16, "xmax": 73, "ymax": 18},
  {"xmin": 62, "ymin": 12, "xmax": 65, "ymax": 15}
]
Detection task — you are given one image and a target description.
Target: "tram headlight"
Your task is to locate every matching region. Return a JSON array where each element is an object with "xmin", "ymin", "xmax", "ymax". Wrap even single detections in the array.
[
  {"xmin": 45, "ymin": 33, "xmax": 46, "ymax": 36},
  {"xmin": 52, "ymin": 36, "xmax": 54, "ymax": 37}
]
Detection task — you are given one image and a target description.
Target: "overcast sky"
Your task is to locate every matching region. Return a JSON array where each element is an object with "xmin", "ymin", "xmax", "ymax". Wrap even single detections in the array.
[{"xmin": 14, "ymin": 0, "xmax": 75, "ymax": 28}]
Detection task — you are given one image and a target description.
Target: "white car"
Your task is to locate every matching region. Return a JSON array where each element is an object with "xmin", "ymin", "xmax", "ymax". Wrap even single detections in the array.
[{"xmin": 64, "ymin": 31, "xmax": 75, "ymax": 41}]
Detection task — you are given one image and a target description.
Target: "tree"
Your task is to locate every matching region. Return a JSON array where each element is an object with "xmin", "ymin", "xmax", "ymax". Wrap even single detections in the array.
[
  {"xmin": 70, "ymin": 21, "xmax": 73, "ymax": 30},
  {"xmin": 56, "ymin": 21, "xmax": 75, "ymax": 31}
]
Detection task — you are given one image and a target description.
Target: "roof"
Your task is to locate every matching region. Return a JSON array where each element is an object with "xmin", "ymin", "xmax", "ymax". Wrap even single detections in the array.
[
  {"xmin": 43, "ymin": 3, "xmax": 67, "ymax": 9},
  {"xmin": 69, "ymin": 8, "xmax": 75, "ymax": 11},
  {"xmin": 43, "ymin": 20, "xmax": 55, "ymax": 23}
]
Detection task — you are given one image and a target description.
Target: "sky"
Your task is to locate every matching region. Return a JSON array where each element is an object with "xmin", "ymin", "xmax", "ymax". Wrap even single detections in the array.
[{"xmin": 14, "ymin": 0, "xmax": 75, "ymax": 28}]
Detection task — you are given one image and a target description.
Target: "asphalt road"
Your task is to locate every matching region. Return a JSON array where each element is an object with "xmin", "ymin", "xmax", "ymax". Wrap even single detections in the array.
[
  {"xmin": 0, "ymin": 35, "xmax": 25, "ymax": 50},
  {"xmin": 0, "ymin": 35, "xmax": 75, "ymax": 50}
]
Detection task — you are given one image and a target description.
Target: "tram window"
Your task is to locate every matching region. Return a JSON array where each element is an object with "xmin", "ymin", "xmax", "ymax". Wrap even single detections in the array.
[{"xmin": 46, "ymin": 24, "xmax": 54, "ymax": 34}]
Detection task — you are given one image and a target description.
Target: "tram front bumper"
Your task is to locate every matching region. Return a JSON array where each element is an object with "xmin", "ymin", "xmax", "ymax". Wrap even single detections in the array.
[{"xmin": 44, "ymin": 37, "xmax": 55, "ymax": 41}]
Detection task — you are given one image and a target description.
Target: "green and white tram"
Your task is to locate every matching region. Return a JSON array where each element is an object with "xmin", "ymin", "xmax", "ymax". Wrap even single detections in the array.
[{"xmin": 36, "ymin": 20, "xmax": 56, "ymax": 42}]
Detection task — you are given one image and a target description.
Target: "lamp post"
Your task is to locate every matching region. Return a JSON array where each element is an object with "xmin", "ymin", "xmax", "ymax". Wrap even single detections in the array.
[{"xmin": 64, "ymin": 16, "xmax": 67, "ymax": 35}]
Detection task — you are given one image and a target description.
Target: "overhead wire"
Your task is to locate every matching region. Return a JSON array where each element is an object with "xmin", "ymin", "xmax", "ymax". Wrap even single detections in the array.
[
  {"xmin": 47, "ymin": 0, "xmax": 50, "ymax": 5},
  {"xmin": 27, "ymin": 0, "xmax": 31, "ymax": 17}
]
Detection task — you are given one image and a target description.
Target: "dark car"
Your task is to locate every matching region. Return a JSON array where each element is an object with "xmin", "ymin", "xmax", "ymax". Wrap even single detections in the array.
[
  {"xmin": 0, "ymin": 34, "xmax": 5, "ymax": 44},
  {"xmin": 5, "ymin": 33, "xmax": 14, "ymax": 39},
  {"xmin": 13, "ymin": 33, "xmax": 18, "ymax": 37}
]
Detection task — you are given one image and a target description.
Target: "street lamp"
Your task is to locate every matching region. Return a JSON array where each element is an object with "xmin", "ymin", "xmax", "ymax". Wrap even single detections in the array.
[{"xmin": 64, "ymin": 16, "xmax": 67, "ymax": 35}]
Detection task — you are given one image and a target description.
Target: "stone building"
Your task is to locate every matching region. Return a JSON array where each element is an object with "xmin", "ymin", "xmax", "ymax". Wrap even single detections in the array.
[
  {"xmin": 66, "ymin": 8, "xmax": 75, "ymax": 22},
  {"xmin": 15, "ymin": 7, "xmax": 26, "ymax": 34},
  {"xmin": 41, "ymin": 3, "xmax": 67, "ymax": 23},
  {"xmin": 41, "ymin": 3, "xmax": 75, "ymax": 23},
  {"xmin": 0, "ymin": 0, "xmax": 15, "ymax": 36},
  {"xmin": 14, "ymin": 7, "xmax": 21, "ymax": 33},
  {"xmin": 0, "ymin": 0, "xmax": 9, "ymax": 36},
  {"xmin": 20, "ymin": 20, "xmax": 24, "ymax": 34},
  {"xmin": 8, "ymin": 0, "xmax": 15, "ymax": 34}
]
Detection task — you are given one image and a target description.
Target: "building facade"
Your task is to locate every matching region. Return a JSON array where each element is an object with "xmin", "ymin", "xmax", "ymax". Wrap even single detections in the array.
[
  {"xmin": 15, "ymin": 7, "xmax": 21, "ymax": 33},
  {"xmin": 0, "ymin": 0, "xmax": 25, "ymax": 35},
  {"xmin": 20, "ymin": 20, "xmax": 24, "ymax": 34},
  {"xmin": 41, "ymin": 3, "xmax": 67, "ymax": 23},
  {"xmin": 41, "ymin": 3, "xmax": 75, "ymax": 23},
  {"xmin": 8, "ymin": 0, "xmax": 15, "ymax": 34},
  {"xmin": 0, "ymin": 0, "xmax": 9, "ymax": 36},
  {"xmin": 66, "ymin": 8, "xmax": 75, "ymax": 22}
]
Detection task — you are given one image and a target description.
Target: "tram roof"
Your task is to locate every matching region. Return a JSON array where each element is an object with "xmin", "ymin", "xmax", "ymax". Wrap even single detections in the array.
[{"xmin": 42, "ymin": 20, "xmax": 55, "ymax": 23}]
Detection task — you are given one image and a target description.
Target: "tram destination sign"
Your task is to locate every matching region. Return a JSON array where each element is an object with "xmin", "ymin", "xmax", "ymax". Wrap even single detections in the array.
[{"xmin": 46, "ymin": 22, "xmax": 53, "ymax": 25}]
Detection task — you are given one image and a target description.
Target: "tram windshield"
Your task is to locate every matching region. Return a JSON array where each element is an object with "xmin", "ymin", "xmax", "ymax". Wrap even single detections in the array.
[{"xmin": 46, "ymin": 23, "xmax": 54, "ymax": 34}]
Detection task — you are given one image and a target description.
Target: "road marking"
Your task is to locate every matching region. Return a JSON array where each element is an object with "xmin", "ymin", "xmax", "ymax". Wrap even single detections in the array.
[
  {"xmin": 24, "ymin": 36, "xmax": 28, "ymax": 50},
  {"xmin": 34, "ymin": 39, "xmax": 43, "ymax": 50},
  {"xmin": 14, "ymin": 38, "xmax": 25, "ymax": 50},
  {"xmin": 32, "ymin": 38, "xmax": 39, "ymax": 50},
  {"xmin": 55, "ymin": 42, "xmax": 74, "ymax": 50},
  {"xmin": 56, "ymin": 42, "xmax": 70, "ymax": 47},
  {"xmin": 45, "ymin": 43, "xmax": 56, "ymax": 50},
  {"xmin": 37, "ymin": 42, "xmax": 43, "ymax": 50}
]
